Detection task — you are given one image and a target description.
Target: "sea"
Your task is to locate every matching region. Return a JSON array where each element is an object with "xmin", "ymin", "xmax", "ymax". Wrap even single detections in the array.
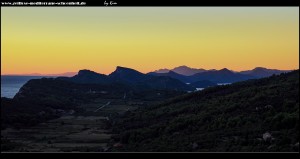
[
  {"xmin": 186, "ymin": 83, "xmax": 232, "ymax": 93},
  {"xmin": 1, "ymin": 76, "xmax": 49, "ymax": 98}
]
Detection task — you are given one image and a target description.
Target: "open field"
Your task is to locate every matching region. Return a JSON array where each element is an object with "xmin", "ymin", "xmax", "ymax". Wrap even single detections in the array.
[
  {"xmin": 1, "ymin": 97, "xmax": 144, "ymax": 152},
  {"xmin": 1, "ymin": 115, "xmax": 111, "ymax": 152}
]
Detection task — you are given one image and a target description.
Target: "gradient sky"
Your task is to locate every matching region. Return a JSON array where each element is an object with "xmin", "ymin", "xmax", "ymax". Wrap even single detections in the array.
[{"xmin": 1, "ymin": 7, "xmax": 299, "ymax": 75}]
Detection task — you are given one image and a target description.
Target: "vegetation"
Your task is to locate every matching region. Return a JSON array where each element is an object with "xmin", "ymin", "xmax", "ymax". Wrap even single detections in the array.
[
  {"xmin": 1, "ymin": 77, "xmax": 186, "ymax": 130},
  {"xmin": 1, "ymin": 69, "xmax": 298, "ymax": 152},
  {"xmin": 110, "ymin": 70, "xmax": 299, "ymax": 152}
]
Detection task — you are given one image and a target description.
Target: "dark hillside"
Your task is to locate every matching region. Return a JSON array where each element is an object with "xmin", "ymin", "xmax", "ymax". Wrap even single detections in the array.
[{"xmin": 111, "ymin": 71, "xmax": 299, "ymax": 152}]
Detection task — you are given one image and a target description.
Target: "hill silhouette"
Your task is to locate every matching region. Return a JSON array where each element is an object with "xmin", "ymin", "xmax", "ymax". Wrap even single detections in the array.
[
  {"xmin": 111, "ymin": 70, "xmax": 299, "ymax": 152},
  {"xmin": 152, "ymin": 66, "xmax": 292, "ymax": 82},
  {"xmin": 240, "ymin": 67, "xmax": 291, "ymax": 78},
  {"xmin": 57, "ymin": 66, "xmax": 194, "ymax": 91}
]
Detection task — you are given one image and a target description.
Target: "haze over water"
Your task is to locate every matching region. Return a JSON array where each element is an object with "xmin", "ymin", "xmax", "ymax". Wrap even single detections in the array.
[{"xmin": 1, "ymin": 76, "xmax": 47, "ymax": 98}]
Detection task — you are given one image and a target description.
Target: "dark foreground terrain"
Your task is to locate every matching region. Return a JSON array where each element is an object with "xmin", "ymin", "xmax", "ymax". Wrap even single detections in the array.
[
  {"xmin": 1, "ymin": 88, "xmax": 182, "ymax": 152},
  {"xmin": 1, "ymin": 98, "xmax": 140, "ymax": 152},
  {"xmin": 1, "ymin": 70, "xmax": 299, "ymax": 152},
  {"xmin": 111, "ymin": 70, "xmax": 299, "ymax": 152}
]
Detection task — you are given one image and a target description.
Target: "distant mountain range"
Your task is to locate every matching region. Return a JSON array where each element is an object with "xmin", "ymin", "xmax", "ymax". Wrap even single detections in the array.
[
  {"xmin": 190, "ymin": 68, "xmax": 255, "ymax": 83},
  {"xmin": 154, "ymin": 66, "xmax": 209, "ymax": 76},
  {"xmin": 150, "ymin": 66, "xmax": 292, "ymax": 83},
  {"xmin": 4, "ymin": 66, "xmax": 291, "ymax": 80},
  {"xmin": 55, "ymin": 66, "xmax": 291, "ymax": 92},
  {"xmin": 3, "ymin": 66, "xmax": 293, "ymax": 92},
  {"xmin": 239, "ymin": 67, "xmax": 291, "ymax": 78},
  {"xmin": 152, "ymin": 66, "xmax": 291, "ymax": 77},
  {"xmin": 57, "ymin": 66, "xmax": 194, "ymax": 91},
  {"xmin": 148, "ymin": 71, "xmax": 191, "ymax": 83}
]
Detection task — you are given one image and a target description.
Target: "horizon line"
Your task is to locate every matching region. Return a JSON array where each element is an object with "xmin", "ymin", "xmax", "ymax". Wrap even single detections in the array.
[{"xmin": 1, "ymin": 66, "xmax": 298, "ymax": 77}]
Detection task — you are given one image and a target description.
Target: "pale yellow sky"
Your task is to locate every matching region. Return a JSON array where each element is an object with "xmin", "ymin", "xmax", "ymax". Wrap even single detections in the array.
[{"xmin": 1, "ymin": 7, "xmax": 299, "ymax": 75}]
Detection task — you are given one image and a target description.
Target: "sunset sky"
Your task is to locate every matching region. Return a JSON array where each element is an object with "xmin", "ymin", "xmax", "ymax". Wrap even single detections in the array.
[{"xmin": 1, "ymin": 7, "xmax": 299, "ymax": 75}]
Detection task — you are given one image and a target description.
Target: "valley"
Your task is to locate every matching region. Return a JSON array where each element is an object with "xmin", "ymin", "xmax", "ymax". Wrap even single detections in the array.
[{"xmin": 1, "ymin": 97, "xmax": 154, "ymax": 152}]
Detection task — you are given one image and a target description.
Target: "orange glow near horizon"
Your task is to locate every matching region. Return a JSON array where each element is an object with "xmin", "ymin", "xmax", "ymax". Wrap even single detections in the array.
[{"xmin": 1, "ymin": 7, "xmax": 299, "ymax": 75}]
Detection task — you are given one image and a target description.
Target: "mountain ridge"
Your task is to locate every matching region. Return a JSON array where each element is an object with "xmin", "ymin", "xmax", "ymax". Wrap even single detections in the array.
[
  {"xmin": 240, "ymin": 67, "xmax": 292, "ymax": 78},
  {"xmin": 56, "ymin": 66, "xmax": 194, "ymax": 91},
  {"xmin": 152, "ymin": 66, "xmax": 292, "ymax": 77},
  {"xmin": 151, "ymin": 66, "xmax": 292, "ymax": 83}
]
